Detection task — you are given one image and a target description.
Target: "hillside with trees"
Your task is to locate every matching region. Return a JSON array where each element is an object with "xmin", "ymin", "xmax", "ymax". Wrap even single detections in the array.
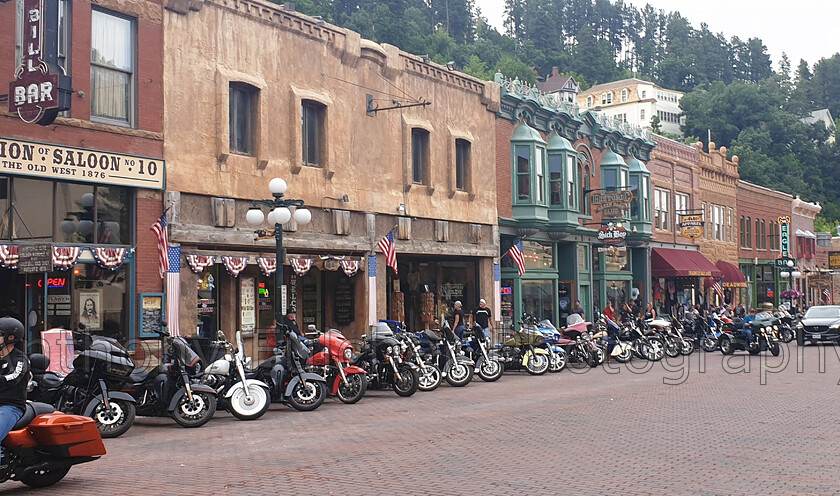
[{"xmin": 284, "ymin": 0, "xmax": 840, "ymax": 230}]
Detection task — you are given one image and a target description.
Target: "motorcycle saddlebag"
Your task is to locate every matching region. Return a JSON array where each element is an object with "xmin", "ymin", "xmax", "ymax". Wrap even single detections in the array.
[{"xmin": 28, "ymin": 414, "xmax": 106, "ymax": 457}]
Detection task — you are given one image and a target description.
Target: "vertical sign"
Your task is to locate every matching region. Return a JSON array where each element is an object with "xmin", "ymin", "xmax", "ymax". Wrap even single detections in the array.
[
  {"xmin": 778, "ymin": 216, "xmax": 791, "ymax": 257},
  {"xmin": 240, "ymin": 277, "xmax": 256, "ymax": 332}
]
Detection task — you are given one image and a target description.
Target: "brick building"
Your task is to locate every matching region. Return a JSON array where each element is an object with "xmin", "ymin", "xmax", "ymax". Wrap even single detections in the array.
[{"xmin": 0, "ymin": 0, "xmax": 165, "ymax": 353}]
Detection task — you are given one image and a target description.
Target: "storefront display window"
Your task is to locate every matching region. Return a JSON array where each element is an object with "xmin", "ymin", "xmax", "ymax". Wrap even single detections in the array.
[
  {"xmin": 522, "ymin": 240, "xmax": 554, "ymax": 270},
  {"xmin": 605, "ymin": 247, "xmax": 628, "ymax": 272},
  {"xmin": 500, "ymin": 278, "xmax": 514, "ymax": 332},
  {"xmin": 522, "ymin": 279, "xmax": 555, "ymax": 323},
  {"xmin": 10, "ymin": 178, "xmax": 52, "ymax": 240},
  {"xmin": 197, "ymin": 269, "xmax": 218, "ymax": 339},
  {"xmin": 578, "ymin": 245, "xmax": 588, "ymax": 271},
  {"xmin": 606, "ymin": 280, "xmax": 629, "ymax": 309}
]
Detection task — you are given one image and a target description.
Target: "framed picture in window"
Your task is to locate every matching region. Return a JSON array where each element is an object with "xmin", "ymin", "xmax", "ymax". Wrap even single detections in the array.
[{"xmin": 78, "ymin": 290, "xmax": 102, "ymax": 330}]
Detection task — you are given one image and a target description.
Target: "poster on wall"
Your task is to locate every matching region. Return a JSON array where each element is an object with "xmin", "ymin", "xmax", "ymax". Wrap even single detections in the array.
[
  {"xmin": 78, "ymin": 291, "xmax": 101, "ymax": 330},
  {"xmin": 240, "ymin": 278, "xmax": 256, "ymax": 332}
]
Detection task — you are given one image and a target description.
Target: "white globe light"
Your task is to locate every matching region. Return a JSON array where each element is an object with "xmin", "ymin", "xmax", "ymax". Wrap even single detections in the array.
[
  {"xmin": 786, "ymin": 260, "xmax": 794, "ymax": 268},
  {"xmin": 60, "ymin": 218, "xmax": 77, "ymax": 234},
  {"xmin": 269, "ymin": 178, "xmax": 287, "ymax": 195},
  {"xmin": 81, "ymin": 192, "xmax": 95, "ymax": 208},
  {"xmin": 791, "ymin": 270, "xmax": 802, "ymax": 278},
  {"xmin": 246, "ymin": 208, "xmax": 265, "ymax": 226},
  {"xmin": 269, "ymin": 207, "xmax": 291, "ymax": 225},
  {"xmin": 77, "ymin": 219, "xmax": 94, "ymax": 235},
  {"xmin": 294, "ymin": 207, "xmax": 312, "ymax": 225},
  {"xmin": 780, "ymin": 271, "xmax": 790, "ymax": 279}
]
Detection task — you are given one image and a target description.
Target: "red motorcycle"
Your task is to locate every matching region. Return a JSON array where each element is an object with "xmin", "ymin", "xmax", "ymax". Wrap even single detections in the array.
[
  {"xmin": 1, "ymin": 402, "xmax": 106, "ymax": 488},
  {"xmin": 306, "ymin": 329, "xmax": 368, "ymax": 404}
]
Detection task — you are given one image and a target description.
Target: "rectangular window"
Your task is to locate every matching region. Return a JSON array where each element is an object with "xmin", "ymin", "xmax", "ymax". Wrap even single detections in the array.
[
  {"xmin": 654, "ymin": 189, "xmax": 670, "ymax": 230},
  {"xmin": 674, "ymin": 192, "xmax": 689, "ymax": 232},
  {"xmin": 91, "ymin": 9, "xmax": 134, "ymax": 126},
  {"xmin": 515, "ymin": 146, "xmax": 530, "ymax": 201},
  {"xmin": 728, "ymin": 208, "xmax": 733, "ymax": 242},
  {"xmin": 302, "ymin": 100, "xmax": 325, "ymax": 166},
  {"xmin": 755, "ymin": 218, "xmax": 761, "ymax": 249},
  {"xmin": 229, "ymin": 83, "xmax": 256, "ymax": 155},
  {"xmin": 522, "ymin": 241, "xmax": 554, "ymax": 270},
  {"xmin": 412, "ymin": 128, "xmax": 430, "ymax": 184},
  {"xmin": 629, "ymin": 176, "xmax": 640, "ymax": 218},
  {"xmin": 621, "ymin": 89, "xmax": 627, "ymax": 102},
  {"xmin": 740, "ymin": 216, "xmax": 745, "ymax": 247},
  {"xmin": 548, "ymin": 154, "xmax": 563, "ymax": 205},
  {"xmin": 603, "ymin": 170, "xmax": 617, "ymax": 192},
  {"xmin": 566, "ymin": 156, "xmax": 575, "ymax": 208},
  {"xmin": 711, "ymin": 204, "xmax": 725, "ymax": 241},
  {"xmin": 455, "ymin": 139, "xmax": 470, "ymax": 191},
  {"xmin": 640, "ymin": 109, "xmax": 645, "ymax": 121},
  {"xmin": 535, "ymin": 147, "xmax": 545, "ymax": 203},
  {"xmin": 746, "ymin": 217, "xmax": 752, "ymax": 248},
  {"xmin": 760, "ymin": 219, "xmax": 766, "ymax": 249}
]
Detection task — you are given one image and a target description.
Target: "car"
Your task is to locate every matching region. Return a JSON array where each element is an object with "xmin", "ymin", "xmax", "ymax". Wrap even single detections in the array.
[{"xmin": 796, "ymin": 305, "xmax": 840, "ymax": 346}]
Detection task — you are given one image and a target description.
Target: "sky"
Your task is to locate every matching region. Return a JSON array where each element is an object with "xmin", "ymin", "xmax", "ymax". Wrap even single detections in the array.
[{"xmin": 474, "ymin": 0, "xmax": 840, "ymax": 69}]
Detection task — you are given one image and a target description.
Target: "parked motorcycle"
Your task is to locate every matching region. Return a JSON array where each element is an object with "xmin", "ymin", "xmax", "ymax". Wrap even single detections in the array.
[
  {"xmin": 494, "ymin": 319, "xmax": 550, "ymax": 375},
  {"xmin": 533, "ymin": 319, "xmax": 569, "ymax": 372},
  {"xmin": 775, "ymin": 308, "xmax": 796, "ymax": 343},
  {"xmin": 384, "ymin": 320, "xmax": 443, "ymax": 392},
  {"xmin": 352, "ymin": 322, "xmax": 419, "ymax": 396},
  {"xmin": 305, "ymin": 327, "xmax": 368, "ymax": 404},
  {"xmin": 200, "ymin": 331, "xmax": 271, "ymax": 420},
  {"xmin": 623, "ymin": 319, "xmax": 665, "ymax": 361},
  {"xmin": 251, "ymin": 326, "xmax": 328, "ymax": 411},
  {"xmin": 420, "ymin": 319, "xmax": 474, "ymax": 387},
  {"xmin": 463, "ymin": 324, "xmax": 506, "ymax": 380},
  {"xmin": 719, "ymin": 315, "xmax": 781, "ymax": 356},
  {"xmin": 559, "ymin": 316, "xmax": 600, "ymax": 368},
  {"xmin": 0, "ymin": 402, "xmax": 106, "ymax": 488},
  {"xmin": 594, "ymin": 316, "xmax": 633, "ymax": 363},
  {"xmin": 29, "ymin": 325, "xmax": 136, "ymax": 438},
  {"xmin": 645, "ymin": 317, "xmax": 681, "ymax": 358},
  {"xmin": 121, "ymin": 326, "xmax": 218, "ymax": 427}
]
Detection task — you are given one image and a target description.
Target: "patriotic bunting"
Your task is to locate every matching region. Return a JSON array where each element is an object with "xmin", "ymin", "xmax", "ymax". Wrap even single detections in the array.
[
  {"xmin": 222, "ymin": 255, "xmax": 249, "ymax": 277},
  {"xmin": 0, "ymin": 245, "xmax": 19, "ymax": 269},
  {"xmin": 340, "ymin": 260, "xmax": 360, "ymax": 277},
  {"xmin": 257, "ymin": 257, "xmax": 276, "ymax": 276},
  {"xmin": 291, "ymin": 258, "xmax": 313, "ymax": 277},
  {"xmin": 185, "ymin": 254, "xmax": 216, "ymax": 273},
  {"xmin": 92, "ymin": 247, "xmax": 128, "ymax": 270},
  {"xmin": 52, "ymin": 246, "xmax": 82, "ymax": 270}
]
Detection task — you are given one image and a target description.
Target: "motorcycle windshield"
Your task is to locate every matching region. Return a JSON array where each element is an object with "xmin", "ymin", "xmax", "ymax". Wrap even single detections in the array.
[
  {"xmin": 171, "ymin": 337, "xmax": 201, "ymax": 368},
  {"xmin": 538, "ymin": 320, "xmax": 556, "ymax": 331}
]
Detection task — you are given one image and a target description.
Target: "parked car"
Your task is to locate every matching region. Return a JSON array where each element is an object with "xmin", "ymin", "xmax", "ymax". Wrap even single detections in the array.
[{"xmin": 796, "ymin": 305, "xmax": 840, "ymax": 346}]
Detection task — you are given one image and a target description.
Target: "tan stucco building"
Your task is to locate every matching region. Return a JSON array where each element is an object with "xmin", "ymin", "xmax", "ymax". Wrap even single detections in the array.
[{"xmin": 162, "ymin": 0, "xmax": 500, "ymax": 344}]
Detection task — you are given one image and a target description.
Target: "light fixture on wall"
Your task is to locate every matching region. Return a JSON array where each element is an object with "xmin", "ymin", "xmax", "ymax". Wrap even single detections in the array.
[
  {"xmin": 320, "ymin": 194, "xmax": 349, "ymax": 211},
  {"xmin": 397, "ymin": 203, "xmax": 407, "ymax": 215}
]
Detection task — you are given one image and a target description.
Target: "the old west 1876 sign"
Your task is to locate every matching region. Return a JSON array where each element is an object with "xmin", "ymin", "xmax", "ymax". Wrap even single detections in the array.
[
  {"xmin": 9, "ymin": 0, "xmax": 72, "ymax": 125},
  {"xmin": 0, "ymin": 137, "xmax": 165, "ymax": 190}
]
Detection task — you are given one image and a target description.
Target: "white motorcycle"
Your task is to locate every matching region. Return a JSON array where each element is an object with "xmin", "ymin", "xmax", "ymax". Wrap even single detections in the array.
[{"xmin": 201, "ymin": 331, "xmax": 271, "ymax": 420}]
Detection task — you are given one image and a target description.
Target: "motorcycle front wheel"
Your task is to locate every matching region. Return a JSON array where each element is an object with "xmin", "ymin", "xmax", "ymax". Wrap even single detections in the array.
[
  {"xmin": 614, "ymin": 345, "xmax": 633, "ymax": 363},
  {"xmin": 679, "ymin": 339, "xmax": 696, "ymax": 356},
  {"xmin": 445, "ymin": 362, "xmax": 474, "ymax": 387},
  {"xmin": 228, "ymin": 384, "xmax": 270, "ymax": 420},
  {"xmin": 479, "ymin": 357, "xmax": 505, "ymax": 381},
  {"xmin": 525, "ymin": 353, "xmax": 549, "ymax": 375},
  {"xmin": 769, "ymin": 339, "xmax": 781, "ymax": 356},
  {"xmin": 171, "ymin": 391, "xmax": 217, "ymax": 427},
  {"xmin": 547, "ymin": 351, "xmax": 567, "ymax": 373},
  {"xmin": 780, "ymin": 327, "xmax": 794, "ymax": 343},
  {"xmin": 392, "ymin": 365, "xmax": 419, "ymax": 397},
  {"xmin": 92, "ymin": 398, "xmax": 136, "ymax": 438},
  {"xmin": 417, "ymin": 364, "xmax": 442, "ymax": 392},
  {"xmin": 336, "ymin": 373, "xmax": 367, "ymax": 404},
  {"xmin": 701, "ymin": 337, "xmax": 717, "ymax": 352},
  {"xmin": 19, "ymin": 467, "xmax": 71, "ymax": 488},
  {"xmin": 288, "ymin": 379, "xmax": 327, "ymax": 411},
  {"xmin": 642, "ymin": 338, "xmax": 664, "ymax": 361},
  {"xmin": 663, "ymin": 338, "xmax": 680, "ymax": 358}
]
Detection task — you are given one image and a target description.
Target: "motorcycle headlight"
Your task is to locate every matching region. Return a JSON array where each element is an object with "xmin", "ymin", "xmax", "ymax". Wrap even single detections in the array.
[
  {"xmin": 344, "ymin": 348, "xmax": 353, "ymax": 360},
  {"xmin": 386, "ymin": 346, "xmax": 393, "ymax": 354},
  {"xmin": 796, "ymin": 322, "xmax": 804, "ymax": 329},
  {"xmin": 773, "ymin": 325, "xmax": 779, "ymax": 330}
]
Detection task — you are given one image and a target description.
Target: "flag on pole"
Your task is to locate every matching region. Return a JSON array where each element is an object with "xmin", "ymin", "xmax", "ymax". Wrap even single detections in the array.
[
  {"xmin": 167, "ymin": 246, "xmax": 182, "ymax": 337},
  {"xmin": 506, "ymin": 240, "xmax": 526, "ymax": 277},
  {"xmin": 150, "ymin": 213, "xmax": 169, "ymax": 279},
  {"xmin": 712, "ymin": 279, "xmax": 725, "ymax": 301},
  {"xmin": 368, "ymin": 254, "xmax": 378, "ymax": 326},
  {"xmin": 823, "ymin": 288, "xmax": 832, "ymax": 304},
  {"xmin": 378, "ymin": 228, "xmax": 398, "ymax": 274}
]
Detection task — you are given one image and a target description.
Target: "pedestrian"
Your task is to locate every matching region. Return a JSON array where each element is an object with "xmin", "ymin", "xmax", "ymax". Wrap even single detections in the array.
[
  {"xmin": 472, "ymin": 298, "xmax": 493, "ymax": 340},
  {"xmin": 280, "ymin": 306, "xmax": 302, "ymax": 339},
  {"xmin": 603, "ymin": 300, "xmax": 616, "ymax": 322},
  {"xmin": 571, "ymin": 300, "xmax": 585, "ymax": 320},
  {"xmin": 644, "ymin": 302, "xmax": 656, "ymax": 320},
  {"xmin": 0, "ymin": 318, "xmax": 28, "ymax": 465},
  {"xmin": 452, "ymin": 301, "xmax": 466, "ymax": 339}
]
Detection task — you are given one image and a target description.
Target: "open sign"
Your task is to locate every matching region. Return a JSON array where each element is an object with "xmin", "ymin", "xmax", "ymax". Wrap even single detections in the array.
[{"xmin": 37, "ymin": 277, "xmax": 66, "ymax": 289}]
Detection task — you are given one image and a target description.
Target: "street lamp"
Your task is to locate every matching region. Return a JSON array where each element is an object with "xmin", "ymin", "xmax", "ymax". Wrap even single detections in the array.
[
  {"xmin": 779, "ymin": 259, "xmax": 802, "ymax": 309},
  {"xmin": 245, "ymin": 177, "xmax": 311, "ymax": 326}
]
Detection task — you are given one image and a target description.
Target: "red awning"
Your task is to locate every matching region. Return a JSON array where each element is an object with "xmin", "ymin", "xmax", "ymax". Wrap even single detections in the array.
[
  {"xmin": 651, "ymin": 248, "xmax": 722, "ymax": 278},
  {"xmin": 715, "ymin": 261, "xmax": 747, "ymax": 288}
]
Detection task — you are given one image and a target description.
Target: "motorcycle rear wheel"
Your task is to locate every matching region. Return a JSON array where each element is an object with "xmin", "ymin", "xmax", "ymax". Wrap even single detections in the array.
[
  {"xmin": 171, "ymin": 391, "xmax": 217, "ymax": 427},
  {"xmin": 417, "ymin": 364, "xmax": 442, "ymax": 391},
  {"xmin": 336, "ymin": 373, "xmax": 367, "ymax": 404},
  {"xmin": 19, "ymin": 466, "xmax": 70, "ymax": 488},
  {"xmin": 663, "ymin": 338, "xmax": 680, "ymax": 358},
  {"xmin": 228, "ymin": 384, "xmax": 270, "ymax": 420},
  {"xmin": 288, "ymin": 380, "xmax": 327, "ymax": 411},
  {"xmin": 93, "ymin": 398, "xmax": 135, "ymax": 438},
  {"xmin": 445, "ymin": 362, "xmax": 473, "ymax": 387},
  {"xmin": 642, "ymin": 338, "xmax": 664, "ymax": 361},
  {"xmin": 780, "ymin": 328, "xmax": 794, "ymax": 343},
  {"xmin": 547, "ymin": 351, "xmax": 567, "ymax": 373},
  {"xmin": 614, "ymin": 346, "xmax": 633, "ymax": 363},
  {"xmin": 392, "ymin": 366, "xmax": 419, "ymax": 397},
  {"xmin": 525, "ymin": 353, "xmax": 549, "ymax": 375},
  {"xmin": 701, "ymin": 337, "xmax": 717, "ymax": 352}
]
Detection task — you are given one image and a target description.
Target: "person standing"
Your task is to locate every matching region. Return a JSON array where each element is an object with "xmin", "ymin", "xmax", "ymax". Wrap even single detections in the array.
[
  {"xmin": 603, "ymin": 300, "xmax": 616, "ymax": 322},
  {"xmin": 280, "ymin": 307, "xmax": 302, "ymax": 339},
  {"xmin": 0, "ymin": 317, "xmax": 29, "ymax": 465},
  {"xmin": 472, "ymin": 299, "xmax": 493, "ymax": 340},
  {"xmin": 571, "ymin": 300, "xmax": 585, "ymax": 320},
  {"xmin": 452, "ymin": 301, "xmax": 466, "ymax": 339}
]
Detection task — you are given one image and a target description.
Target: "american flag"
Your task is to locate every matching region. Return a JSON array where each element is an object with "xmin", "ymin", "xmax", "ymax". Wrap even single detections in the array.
[
  {"xmin": 150, "ymin": 213, "xmax": 169, "ymax": 279},
  {"xmin": 378, "ymin": 229, "xmax": 397, "ymax": 274},
  {"xmin": 712, "ymin": 279, "xmax": 725, "ymax": 301},
  {"xmin": 507, "ymin": 240, "xmax": 526, "ymax": 277},
  {"xmin": 167, "ymin": 246, "xmax": 181, "ymax": 337},
  {"xmin": 823, "ymin": 288, "xmax": 832, "ymax": 304}
]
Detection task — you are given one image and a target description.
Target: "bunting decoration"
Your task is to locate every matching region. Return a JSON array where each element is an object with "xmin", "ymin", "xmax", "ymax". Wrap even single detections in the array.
[
  {"xmin": 52, "ymin": 246, "xmax": 82, "ymax": 270},
  {"xmin": 185, "ymin": 254, "xmax": 216, "ymax": 273},
  {"xmin": 92, "ymin": 247, "xmax": 128, "ymax": 270},
  {"xmin": 368, "ymin": 254, "xmax": 377, "ymax": 326},
  {"xmin": 340, "ymin": 260, "xmax": 360, "ymax": 277},
  {"xmin": 257, "ymin": 257, "xmax": 276, "ymax": 276},
  {"xmin": 0, "ymin": 245, "xmax": 19, "ymax": 269},
  {"xmin": 290, "ymin": 258, "xmax": 313, "ymax": 277},
  {"xmin": 222, "ymin": 255, "xmax": 249, "ymax": 277}
]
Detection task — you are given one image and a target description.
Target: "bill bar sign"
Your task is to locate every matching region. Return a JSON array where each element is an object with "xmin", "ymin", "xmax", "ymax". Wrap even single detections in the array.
[{"xmin": 597, "ymin": 223, "xmax": 627, "ymax": 245}]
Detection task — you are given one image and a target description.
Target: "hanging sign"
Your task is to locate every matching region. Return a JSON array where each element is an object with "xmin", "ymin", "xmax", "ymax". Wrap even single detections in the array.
[
  {"xmin": 678, "ymin": 213, "xmax": 705, "ymax": 239},
  {"xmin": 18, "ymin": 243, "xmax": 51, "ymax": 273},
  {"xmin": 591, "ymin": 190, "xmax": 633, "ymax": 219},
  {"xmin": 778, "ymin": 216, "xmax": 791, "ymax": 257},
  {"xmin": 829, "ymin": 251, "xmax": 840, "ymax": 270},
  {"xmin": 597, "ymin": 223, "xmax": 627, "ymax": 245},
  {"xmin": 240, "ymin": 277, "xmax": 256, "ymax": 332}
]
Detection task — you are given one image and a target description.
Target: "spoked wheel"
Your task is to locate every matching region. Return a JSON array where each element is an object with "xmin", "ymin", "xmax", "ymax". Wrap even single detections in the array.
[
  {"xmin": 719, "ymin": 336, "xmax": 734, "ymax": 355},
  {"xmin": 663, "ymin": 338, "xmax": 680, "ymax": 358},
  {"xmin": 780, "ymin": 328, "xmax": 794, "ymax": 343},
  {"xmin": 228, "ymin": 384, "xmax": 270, "ymax": 420},
  {"xmin": 288, "ymin": 379, "xmax": 327, "ymax": 411},
  {"xmin": 642, "ymin": 338, "xmax": 664, "ymax": 361},
  {"xmin": 392, "ymin": 365, "xmax": 419, "ymax": 397},
  {"xmin": 547, "ymin": 350, "xmax": 567, "ymax": 373},
  {"xmin": 614, "ymin": 345, "xmax": 633, "ymax": 363},
  {"xmin": 92, "ymin": 398, "xmax": 135, "ymax": 438},
  {"xmin": 478, "ymin": 357, "xmax": 504, "ymax": 381},
  {"xmin": 525, "ymin": 353, "xmax": 549, "ymax": 375},
  {"xmin": 769, "ymin": 340, "xmax": 781, "ymax": 357},
  {"xmin": 445, "ymin": 362, "xmax": 474, "ymax": 387},
  {"xmin": 19, "ymin": 467, "xmax": 71, "ymax": 488},
  {"xmin": 417, "ymin": 364, "xmax": 442, "ymax": 391},
  {"xmin": 701, "ymin": 337, "xmax": 717, "ymax": 352},
  {"xmin": 171, "ymin": 391, "xmax": 217, "ymax": 427},
  {"xmin": 336, "ymin": 373, "xmax": 367, "ymax": 404},
  {"xmin": 680, "ymin": 339, "xmax": 696, "ymax": 355}
]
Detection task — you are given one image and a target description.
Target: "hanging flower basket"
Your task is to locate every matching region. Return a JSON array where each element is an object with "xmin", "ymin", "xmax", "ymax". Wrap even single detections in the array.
[{"xmin": 781, "ymin": 289, "xmax": 803, "ymax": 299}]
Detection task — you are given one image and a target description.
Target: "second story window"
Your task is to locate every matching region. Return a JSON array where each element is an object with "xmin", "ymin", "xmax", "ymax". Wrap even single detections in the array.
[
  {"xmin": 654, "ymin": 189, "xmax": 670, "ymax": 230},
  {"xmin": 586, "ymin": 96, "xmax": 593, "ymax": 108},
  {"xmin": 411, "ymin": 128, "xmax": 430, "ymax": 185},
  {"xmin": 90, "ymin": 9, "xmax": 134, "ymax": 126},
  {"xmin": 302, "ymin": 100, "xmax": 325, "ymax": 166},
  {"xmin": 229, "ymin": 83, "xmax": 257, "ymax": 155},
  {"xmin": 535, "ymin": 147, "xmax": 545, "ymax": 203},
  {"xmin": 746, "ymin": 217, "xmax": 752, "ymax": 248},
  {"xmin": 515, "ymin": 146, "xmax": 530, "ymax": 201},
  {"xmin": 621, "ymin": 89, "xmax": 628, "ymax": 102},
  {"xmin": 455, "ymin": 139, "xmax": 470, "ymax": 191},
  {"xmin": 674, "ymin": 192, "xmax": 689, "ymax": 232},
  {"xmin": 755, "ymin": 218, "xmax": 761, "ymax": 249}
]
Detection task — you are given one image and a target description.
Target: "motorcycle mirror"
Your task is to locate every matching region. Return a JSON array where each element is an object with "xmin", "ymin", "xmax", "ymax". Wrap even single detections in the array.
[{"xmin": 217, "ymin": 330, "xmax": 226, "ymax": 341}]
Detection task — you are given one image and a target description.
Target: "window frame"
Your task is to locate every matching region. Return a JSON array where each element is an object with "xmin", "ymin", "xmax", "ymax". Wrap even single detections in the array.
[
  {"xmin": 90, "ymin": 8, "xmax": 136, "ymax": 127},
  {"xmin": 515, "ymin": 145, "xmax": 531, "ymax": 203},
  {"xmin": 302, "ymin": 100, "xmax": 325, "ymax": 167},
  {"xmin": 411, "ymin": 128, "xmax": 430, "ymax": 185},
  {"xmin": 229, "ymin": 82, "xmax": 257, "ymax": 156},
  {"xmin": 621, "ymin": 89, "xmax": 628, "ymax": 102},
  {"xmin": 654, "ymin": 189, "xmax": 671, "ymax": 230},
  {"xmin": 455, "ymin": 138, "xmax": 470, "ymax": 191}
]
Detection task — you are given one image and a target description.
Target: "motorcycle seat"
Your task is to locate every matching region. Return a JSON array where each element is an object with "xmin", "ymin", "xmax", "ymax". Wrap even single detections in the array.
[
  {"xmin": 422, "ymin": 330, "xmax": 442, "ymax": 342},
  {"xmin": 39, "ymin": 372, "xmax": 64, "ymax": 389},
  {"xmin": 556, "ymin": 338, "xmax": 575, "ymax": 345},
  {"xmin": 128, "ymin": 368, "xmax": 150, "ymax": 384},
  {"xmin": 13, "ymin": 402, "xmax": 55, "ymax": 430}
]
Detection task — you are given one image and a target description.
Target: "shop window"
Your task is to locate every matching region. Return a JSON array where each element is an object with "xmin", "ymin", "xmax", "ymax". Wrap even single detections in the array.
[
  {"xmin": 302, "ymin": 100, "xmax": 325, "ymax": 166},
  {"xmin": 55, "ymin": 184, "xmax": 131, "ymax": 245},
  {"xmin": 11, "ymin": 178, "xmax": 53, "ymax": 240},
  {"xmin": 0, "ymin": 178, "xmax": 8, "ymax": 239},
  {"xmin": 69, "ymin": 263, "xmax": 129, "ymax": 343},
  {"xmin": 412, "ymin": 128, "xmax": 429, "ymax": 185},
  {"xmin": 578, "ymin": 245, "xmax": 589, "ymax": 271},
  {"xmin": 605, "ymin": 247, "xmax": 628, "ymax": 272},
  {"xmin": 455, "ymin": 139, "xmax": 470, "ymax": 191},
  {"xmin": 91, "ymin": 9, "xmax": 134, "ymax": 126},
  {"xmin": 522, "ymin": 280, "xmax": 556, "ymax": 323},
  {"xmin": 515, "ymin": 145, "xmax": 530, "ymax": 201},
  {"xmin": 229, "ymin": 83, "xmax": 257, "ymax": 155},
  {"xmin": 522, "ymin": 240, "xmax": 554, "ymax": 270},
  {"xmin": 197, "ymin": 269, "xmax": 219, "ymax": 339}
]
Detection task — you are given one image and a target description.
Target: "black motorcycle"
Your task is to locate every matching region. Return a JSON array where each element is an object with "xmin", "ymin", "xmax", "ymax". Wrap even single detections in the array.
[
  {"xmin": 250, "ymin": 326, "xmax": 327, "ymax": 411},
  {"xmin": 416, "ymin": 320, "xmax": 474, "ymax": 387},
  {"xmin": 719, "ymin": 315, "xmax": 781, "ymax": 356},
  {"xmin": 121, "ymin": 327, "xmax": 218, "ymax": 427},
  {"xmin": 463, "ymin": 324, "xmax": 504, "ymax": 381},
  {"xmin": 29, "ymin": 326, "xmax": 137, "ymax": 438},
  {"xmin": 352, "ymin": 321, "xmax": 419, "ymax": 397}
]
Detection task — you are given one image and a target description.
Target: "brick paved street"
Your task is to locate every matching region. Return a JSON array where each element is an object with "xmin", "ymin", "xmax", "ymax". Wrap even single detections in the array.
[{"xmin": 5, "ymin": 343, "xmax": 840, "ymax": 495}]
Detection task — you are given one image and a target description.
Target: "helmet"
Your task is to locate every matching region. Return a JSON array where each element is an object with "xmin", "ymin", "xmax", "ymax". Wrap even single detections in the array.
[{"xmin": 0, "ymin": 317, "xmax": 24, "ymax": 343}]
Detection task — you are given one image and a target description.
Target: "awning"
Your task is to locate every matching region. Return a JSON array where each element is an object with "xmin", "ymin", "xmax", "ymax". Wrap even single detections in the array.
[
  {"xmin": 651, "ymin": 248, "xmax": 722, "ymax": 278},
  {"xmin": 715, "ymin": 261, "xmax": 748, "ymax": 288},
  {"xmin": 795, "ymin": 229, "xmax": 817, "ymax": 239}
]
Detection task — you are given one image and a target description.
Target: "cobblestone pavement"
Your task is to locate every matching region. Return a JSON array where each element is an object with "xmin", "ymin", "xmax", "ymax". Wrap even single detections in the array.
[{"xmin": 5, "ymin": 343, "xmax": 840, "ymax": 495}]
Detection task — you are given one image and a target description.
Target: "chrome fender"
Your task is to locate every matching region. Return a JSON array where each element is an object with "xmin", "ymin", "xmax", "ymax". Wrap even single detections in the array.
[
  {"xmin": 224, "ymin": 379, "xmax": 269, "ymax": 398},
  {"xmin": 521, "ymin": 348, "xmax": 548, "ymax": 365}
]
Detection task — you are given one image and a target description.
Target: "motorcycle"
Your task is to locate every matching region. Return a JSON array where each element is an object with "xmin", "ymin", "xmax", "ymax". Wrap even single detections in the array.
[
  {"xmin": 251, "ymin": 326, "xmax": 328, "ymax": 411},
  {"xmin": 29, "ymin": 325, "xmax": 137, "ymax": 438},
  {"xmin": 775, "ymin": 308, "xmax": 796, "ymax": 343},
  {"xmin": 0, "ymin": 402, "xmax": 106, "ymax": 488},
  {"xmin": 463, "ymin": 324, "xmax": 506, "ymax": 380},
  {"xmin": 419, "ymin": 319, "xmax": 474, "ymax": 387},
  {"xmin": 668, "ymin": 316, "xmax": 696, "ymax": 355},
  {"xmin": 719, "ymin": 315, "xmax": 781, "ymax": 356},
  {"xmin": 623, "ymin": 319, "xmax": 665, "ymax": 361},
  {"xmin": 121, "ymin": 326, "xmax": 218, "ymax": 427},
  {"xmin": 559, "ymin": 316, "xmax": 600, "ymax": 368},
  {"xmin": 594, "ymin": 316, "xmax": 633, "ymax": 363},
  {"xmin": 305, "ymin": 327, "xmax": 368, "ymax": 404},
  {"xmin": 200, "ymin": 331, "xmax": 271, "ymax": 420},
  {"xmin": 494, "ymin": 319, "xmax": 550, "ymax": 375},
  {"xmin": 352, "ymin": 321, "xmax": 419, "ymax": 397},
  {"xmin": 533, "ymin": 319, "xmax": 569, "ymax": 373},
  {"xmin": 384, "ymin": 320, "xmax": 443, "ymax": 392},
  {"xmin": 645, "ymin": 317, "xmax": 681, "ymax": 358}
]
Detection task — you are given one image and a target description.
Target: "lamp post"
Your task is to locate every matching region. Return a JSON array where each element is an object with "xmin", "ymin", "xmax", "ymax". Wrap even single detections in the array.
[
  {"xmin": 779, "ymin": 259, "xmax": 802, "ymax": 309},
  {"xmin": 245, "ymin": 178, "xmax": 312, "ymax": 326}
]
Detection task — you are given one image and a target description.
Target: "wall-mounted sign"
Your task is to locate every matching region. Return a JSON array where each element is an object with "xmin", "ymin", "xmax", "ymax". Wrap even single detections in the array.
[
  {"xmin": 9, "ymin": 0, "xmax": 72, "ymax": 125},
  {"xmin": 597, "ymin": 223, "xmax": 627, "ymax": 245},
  {"xmin": 18, "ymin": 243, "xmax": 51, "ymax": 274},
  {"xmin": 678, "ymin": 214, "xmax": 705, "ymax": 239},
  {"xmin": 809, "ymin": 276, "xmax": 830, "ymax": 288},
  {"xmin": 591, "ymin": 190, "xmax": 633, "ymax": 219},
  {"xmin": 829, "ymin": 251, "xmax": 840, "ymax": 270},
  {"xmin": 775, "ymin": 257, "xmax": 796, "ymax": 268},
  {"xmin": 0, "ymin": 137, "xmax": 165, "ymax": 190},
  {"xmin": 778, "ymin": 216, "xmax": 791, "ymax": 257},
  {"xmin": 240, "ymin": 277, "xmax": 256, "ymax": 332}
]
